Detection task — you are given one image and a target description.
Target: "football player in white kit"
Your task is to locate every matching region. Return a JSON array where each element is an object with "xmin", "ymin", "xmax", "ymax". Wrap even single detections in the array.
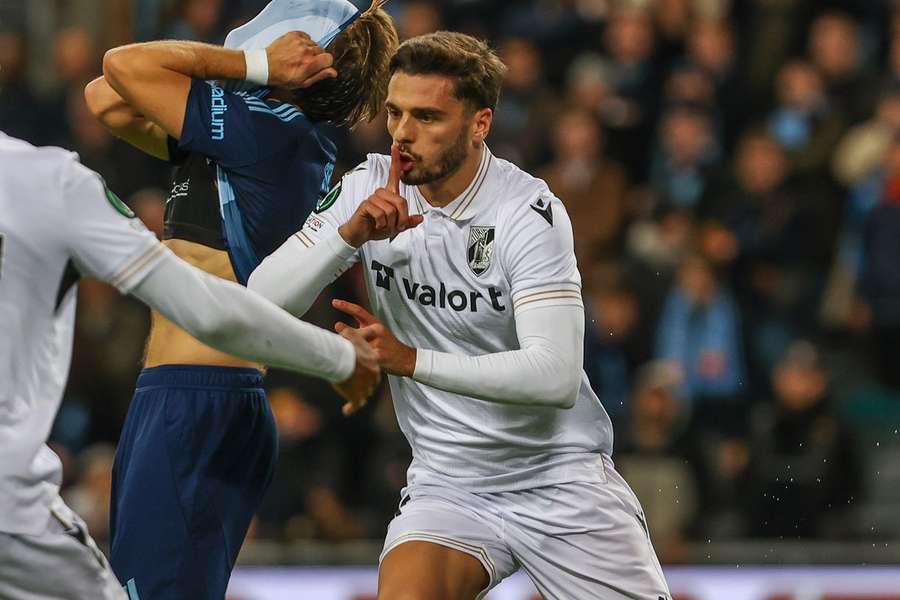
[
  {"xmin": 250, "ymin": 32, "xmax": 671, "ymax": 600},
  {"xmin": 0, "ymin": 131, "xmax": 379, "ymax": 600}
]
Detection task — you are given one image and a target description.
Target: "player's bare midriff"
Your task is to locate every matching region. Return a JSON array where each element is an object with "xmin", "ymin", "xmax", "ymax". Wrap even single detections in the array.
[{"xmin": 143, "ymin": 238, "xmax": 262, "ymax": 370}]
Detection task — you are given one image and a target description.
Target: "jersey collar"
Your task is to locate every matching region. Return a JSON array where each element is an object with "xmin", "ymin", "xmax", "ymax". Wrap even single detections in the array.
[{"xmin": 410, "ymin": 143, "xmax": 494, "ymax": 222}]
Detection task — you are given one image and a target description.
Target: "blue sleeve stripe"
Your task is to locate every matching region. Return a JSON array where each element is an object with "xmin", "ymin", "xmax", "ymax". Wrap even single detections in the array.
[
  {"xmin": 242, "ymin": 96, "xmax": 302, "ymax": 118},
  {"xmin": 242, "ymin": 96, "xmax": 271, "ymax": 108},
  {"xmin": 272, "ymin": 104, "xmax": 299, "ymax": 116},
  {"xmin": 246, "ymin": 106, "xmax": 303, "ymax": 122}
]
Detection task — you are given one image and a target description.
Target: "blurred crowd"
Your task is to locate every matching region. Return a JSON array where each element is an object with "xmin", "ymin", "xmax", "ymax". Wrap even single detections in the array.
[{"xmin": 4, "ymin": 0, "xmax": 900, "ymax": 563}]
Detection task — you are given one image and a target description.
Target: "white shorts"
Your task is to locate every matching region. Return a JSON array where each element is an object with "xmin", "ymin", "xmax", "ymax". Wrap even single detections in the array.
[
  {"xmin": 0, "ymin": 498, "xmax": 126, "ymax": 600},
  {"xmin": 380, "ymin": 455, "xmax": 671, "ymax": 600}
]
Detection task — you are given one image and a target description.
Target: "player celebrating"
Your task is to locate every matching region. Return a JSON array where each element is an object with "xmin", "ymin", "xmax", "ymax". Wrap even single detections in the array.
[
  {"xmin": 83, "ymin": 1, "xmax": 398, "ymax": 598},
  {"xmin": 250, "ymin": 32, "xmax": 671, "ymax": 600},
  {"xmin": 0, "ymin": 132, "xmax": 378, "ymax": 600}
]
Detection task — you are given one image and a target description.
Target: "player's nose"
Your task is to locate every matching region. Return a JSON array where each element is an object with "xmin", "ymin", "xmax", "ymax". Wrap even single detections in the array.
[{"xmin": 391, "ymin": 115, "xmax": 416, "ymax": 144}]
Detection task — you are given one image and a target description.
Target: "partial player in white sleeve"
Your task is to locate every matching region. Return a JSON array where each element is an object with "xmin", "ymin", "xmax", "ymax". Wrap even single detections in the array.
[
  {"xmin": 249, "ymin": 32, "xmax": 670, "ymax": 600},
  {"xmin": 0, "ymin": 131, "xmax": 378, "ymax": 600}
]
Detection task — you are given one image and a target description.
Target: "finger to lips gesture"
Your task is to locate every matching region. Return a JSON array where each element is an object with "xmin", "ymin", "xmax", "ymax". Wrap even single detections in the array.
[
  {"xmin": 333, "ymin": 299, "xmax": 417, "ymax": 377},
  {"xmin": 339, "ymin": 145, "xmax": 424, "ymax": 247},
  {"xmin": 265, "ymin": 31, "xmax": 337, "ymax": 89}
]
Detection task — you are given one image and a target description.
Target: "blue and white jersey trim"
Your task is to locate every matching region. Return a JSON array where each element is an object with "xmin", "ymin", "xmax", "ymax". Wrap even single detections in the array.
[{"xmin": 240, "ymin": 95, "xmax": 304, "ymax": 122}]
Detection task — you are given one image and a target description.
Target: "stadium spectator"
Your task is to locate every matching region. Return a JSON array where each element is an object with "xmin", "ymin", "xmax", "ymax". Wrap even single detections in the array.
[
  {"xmin": 649, "ymin": 103, "xmax": 720, "ymax": 213},
  {"xmin": 655, "ymin": 253, "xmax": 747, "ymax": 435},
  {"xmin": 705, "ymin": 131, "xmax": 836, "ymax": 372},
  {"xmin": 0, "ymin": 30, "xmax": 47, "ymax": 145},
  {"xmin": 767, "ymin": 60, "xmax": 845, "ymax": 180},
  {"xmin": 491, "ymin": 35, "xmax": 556, "ymax": 169},
  {"xmin": 600, "ymin": 6, "xmax": 661, "ymax": 181},
  {"xmin": 583, "ymin": 264, "xmax": 644, "ymax": 424},
  {"xmin": 807, "ymin": 11, "xmax": 879, "ymax": 123},
  {"xmin": 615, "ymin": 360, "xmax": 699, "ymax": 562},
  {"xmin": 861, "ymin": 136, "xmax": 900, "ymax": 389},
  {"xmin": 748, "ymin": 340, "xmax": 861, "ymax": 538},
  {"xmin": 538, "ymin": 107, "xmax": 629, "ymax": 260},
  {"xmin": 256, "ymin": 387, "xmax": 366, "ymax": 541}
]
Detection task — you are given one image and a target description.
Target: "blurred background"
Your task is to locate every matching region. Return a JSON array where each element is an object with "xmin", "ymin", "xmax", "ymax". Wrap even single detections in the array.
[{"xmin": 3, "ymin": 0, "xmax": 900, "ymax": 597}]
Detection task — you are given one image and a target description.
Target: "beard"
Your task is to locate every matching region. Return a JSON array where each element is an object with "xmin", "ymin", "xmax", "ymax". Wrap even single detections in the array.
[{"xmin": 400, "ymin": 129, "xmax": 470, "ymax": 186}]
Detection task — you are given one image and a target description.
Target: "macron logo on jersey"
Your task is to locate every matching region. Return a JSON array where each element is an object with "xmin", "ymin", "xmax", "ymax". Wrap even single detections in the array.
[
  {"xmin": 371, "ymin": 260, "xmax": 506, "ymax": 313},
  {"xmin": 210, "ymin": 86, "xmax": 227, "ymax": 141}
]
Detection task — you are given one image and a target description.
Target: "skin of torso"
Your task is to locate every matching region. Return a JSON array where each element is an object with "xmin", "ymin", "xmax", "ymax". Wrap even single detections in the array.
[{"xmin": 143, "ymin": 238, "xmax": 262, "ymax": 370}]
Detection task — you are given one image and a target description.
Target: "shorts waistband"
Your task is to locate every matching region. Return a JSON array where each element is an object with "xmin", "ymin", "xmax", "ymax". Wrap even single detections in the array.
[{"xmin": 136, "ymin": 364, "xmax": 263, "ymax": 390}]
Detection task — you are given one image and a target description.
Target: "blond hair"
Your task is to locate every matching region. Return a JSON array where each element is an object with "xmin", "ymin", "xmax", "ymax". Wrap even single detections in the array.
[{"xmin": 294, "ymin": 7, "xmax": 399, "ymax": 127}]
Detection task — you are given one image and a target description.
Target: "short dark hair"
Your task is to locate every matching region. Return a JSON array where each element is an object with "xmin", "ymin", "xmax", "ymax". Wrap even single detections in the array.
[
  {"xmin": 294, "ymin": 8, "xmax": 398, "ymax": 128},
  {"xmin": 389, "ymin": 31, "xmax": 507, "ymax": 112}
]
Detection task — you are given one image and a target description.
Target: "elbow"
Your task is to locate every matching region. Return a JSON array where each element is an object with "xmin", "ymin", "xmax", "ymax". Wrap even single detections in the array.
[
  {"xmin": 247, "ymin": 268, "xmax": 280, "ymax": 306},
  {"xmin": 192, "ymin": 311, "xmax": 237, "ymax": 348},
  {"xmin": 247, "ymin": 265, "xmax": 300, "ymax": 314},
  {"xmin": 83, "ymin": 77, "xmax": 104, "ymax": 118},
  {"xmin": 103, "ymin": 45, "xmax": 145, "ymax": 93},
  {"xmin": 102, "ymin": 48, "xmax": 127, "ymax": 88},
  {"xmin": 84, "ymin": 77, "xmax": 120, "ymax": 126},
  {"xmin": 537, "ymin": 364, "xmax": 580, "ymax": 409}
]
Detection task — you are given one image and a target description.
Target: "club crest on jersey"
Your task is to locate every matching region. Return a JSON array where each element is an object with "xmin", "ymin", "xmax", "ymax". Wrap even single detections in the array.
[{"xmin": 467, "ymin": 226, "xmax": 495, "ymax": 276}]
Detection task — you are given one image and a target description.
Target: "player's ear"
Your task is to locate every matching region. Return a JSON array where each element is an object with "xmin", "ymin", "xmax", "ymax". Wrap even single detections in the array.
[{"xmin": 472, "ymin": 107, "xmax": 492, "ymax": 142}]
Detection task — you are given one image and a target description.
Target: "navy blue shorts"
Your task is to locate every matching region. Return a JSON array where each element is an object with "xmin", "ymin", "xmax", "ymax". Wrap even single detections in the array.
[{"xmin": 110, "ymin": 365, "xmax": 277, "ymax": 600}]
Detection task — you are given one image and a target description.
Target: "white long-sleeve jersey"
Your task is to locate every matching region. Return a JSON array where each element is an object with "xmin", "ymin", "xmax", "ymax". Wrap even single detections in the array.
[
  {"xmin": 0, "ymin": 132, "xmax": 355, "ymax": 535},
  {"xmin": 252, "ymin": 146, "xmax": 614, "ymax": 492}
]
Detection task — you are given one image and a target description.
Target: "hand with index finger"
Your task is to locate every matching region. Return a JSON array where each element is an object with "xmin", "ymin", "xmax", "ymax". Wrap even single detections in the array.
[
  {"xmin": 388, "ymin": 144, "xmax": 402, "ymax": 194},
  {"xmin": 333, "ymin": 299, "xmax": 378, "ymax": 328},
  {"xmin": 386, "ymin": 145, "xmax": 423, "ymax": 234}
]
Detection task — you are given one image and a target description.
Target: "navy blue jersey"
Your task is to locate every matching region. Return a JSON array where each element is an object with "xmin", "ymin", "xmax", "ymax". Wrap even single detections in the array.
[{"xmin": 165, "ymin": 79, "xmax": 335, "ymax": 283}]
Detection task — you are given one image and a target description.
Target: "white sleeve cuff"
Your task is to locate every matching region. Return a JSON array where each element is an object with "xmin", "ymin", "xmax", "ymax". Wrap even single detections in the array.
[
  {"xmin": 331, "ymin": 335, "xmax": 357, "ymax": 383},
  {"xmin": 413, "ymin": 348, "xmax": 435, "ymax": 382},
  {"xmin": 323, "ymin": 227, "xmax": 359, "ymax": 259}
]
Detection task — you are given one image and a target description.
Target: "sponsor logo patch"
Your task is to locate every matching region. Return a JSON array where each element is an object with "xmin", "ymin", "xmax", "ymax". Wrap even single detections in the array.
[
  {"xmin": 530, "ymin": 195, "xmax": 554, "ymax": 226},
  {"xmin": 304, "ymin": 215, "xmax": 325, "ymax": 232},
  {"xmin": 210, "ymin": 85, "xmax": 227, "ymax": 141},
  {"xmin": 370, "ymin": 259, "xmax": 506, "ymax": 313}
]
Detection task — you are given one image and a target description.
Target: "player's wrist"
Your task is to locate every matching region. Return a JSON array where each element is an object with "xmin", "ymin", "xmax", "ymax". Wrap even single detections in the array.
[
  {"xmin": 243, "ymin": 49, "xmax": 269, "ymax": 86},
  {"xmin": 338, "ymin": 222, "xmax": 366, "ymax": 248},
  {"xmin": 396, "ymin": 345, "xmax": 417, "ymax": 377}
]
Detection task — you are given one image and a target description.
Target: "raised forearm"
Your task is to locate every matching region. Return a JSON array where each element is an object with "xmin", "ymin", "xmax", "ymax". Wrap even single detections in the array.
[
  {"xmin": 249, "ymin": 228, "xmax": 357, "ymax": 316},
  {"xmin": 104, "ymin": 40, "xmax": 246, "ymax": 89},
  {"xmin": 102, "ymin": 41, "xmax": 246, "ymax": 138}
]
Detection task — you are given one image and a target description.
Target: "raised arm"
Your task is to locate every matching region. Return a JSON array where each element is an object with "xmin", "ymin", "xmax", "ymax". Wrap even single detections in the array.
[
  {"xmin": 101, "ymin": 32, "xmax": 336, "ymax": 140},
  {"xmin": 249, "ymin": 148, "xmax": 421, "ymax": 314}
]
